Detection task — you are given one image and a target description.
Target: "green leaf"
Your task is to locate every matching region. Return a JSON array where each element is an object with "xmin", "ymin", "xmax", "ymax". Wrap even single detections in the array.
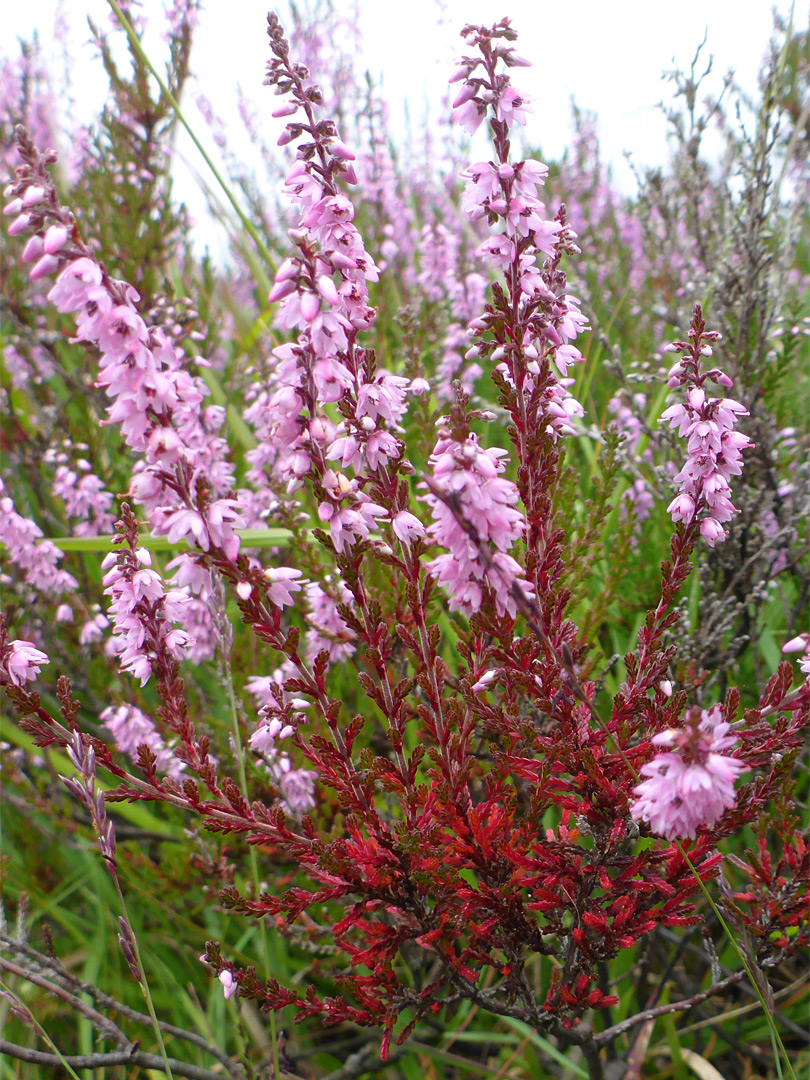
[{"xmin": 39, "ymin": 526, "xmax": 295, "ymax": 553}]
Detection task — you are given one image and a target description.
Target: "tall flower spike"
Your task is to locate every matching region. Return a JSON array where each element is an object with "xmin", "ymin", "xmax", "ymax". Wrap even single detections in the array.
[
  {"xmin": 3, "ymin": 126, "xmax": 272, "ymax": 663},
  {"xmin": 262, "ymin": 12, "xmax": 415, "ymax": 556},
  {"xmin": 453, "ymin": 19, "xmax": 589, "ymax": 443},
  {"xmin": 661, "ymin": 304, "xmax": 752, "ymax": 546}
]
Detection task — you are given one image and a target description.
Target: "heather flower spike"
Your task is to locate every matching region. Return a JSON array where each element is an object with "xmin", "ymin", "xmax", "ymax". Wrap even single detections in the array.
[
  {"xmin": 661, "ymin": 305, "xmax": 752, "ymax": 546},
  {"xmin": 424, "ymin": 19, "xmax": 588, "ymax": 617}
]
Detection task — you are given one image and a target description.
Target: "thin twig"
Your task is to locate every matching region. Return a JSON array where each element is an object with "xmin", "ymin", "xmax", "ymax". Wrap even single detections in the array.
[
  {"xmin": 594, "ymin": 970, "xmax": 747, "ymax": 1046},
  {"xmin": 0, "ymin": 1039, "xmax": 229, "ymax": 1080}
]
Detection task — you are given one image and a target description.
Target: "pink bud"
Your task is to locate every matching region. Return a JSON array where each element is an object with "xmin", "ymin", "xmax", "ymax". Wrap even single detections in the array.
[
  {"xmin": 286, "ymin": 158, "xmax": 308, "ymax": 181},
  {"xmin": 277, "ymin": 127, "xmax": 295, "ymax": 146},
  {"xmin": 22, "ymin": 235, "xmax": 44, "ymax": 263},
  {"xmin": 331, "ymin": 251, "xmax": 358, "ymax": 271},
  {"xmin": 272, "ymin": 101, "xmax": 298, "ymax": 118},
  {"xmin": 472, "ymin": 670, "xmax": 497, "ymax": 691},
  {"xmin": 43, "ymin": 225, "xmax": 68, "ymax": 254},
  {"xmin": 699, "ymin": 517, "xmax": 726, "ymax": 545},
  {"xmin": 317, "ymin": 275, "xmax": 339, "ymax": 305},
  {"xmin": 3, "ymin": 198, "xmax": 22, "ymax": 216},
  {"xmin": 275, "ymin": 257, "xmax": 298, "ymax": 282},
  {"xmin": 783, "ymin": 634, "xmax": 810, "ymax": 654},
  {"xmin": 448, "ymin": 64, "xmax": 469, "ymax": 84},
  {"xmin": 8, "ymin": 213, "xmax": 34, "ymax": 235},
  {"xmin": 218, "ymin": 970, "xmax": 236, "ymax": 999},
  {"xmin": 309, "ymin": 418, "xmax": 327, "ymax": 442},
  {"xmin": 267, "ymin": 277, "xmax": 297, "ymax": 303},
  {"xmin": 452, "ymin": 83, "xmax": 477, "ymax": 108},
  {"xmin": 29, "ymin": 254, "xmax": 60, "ymax": 280},
  {"xmin": 22, "ymin": 186, "xmax": 46, "ymax": 207},
  {"xmin": 506, "ymin": 51, "xmax": 533, "ymax": 67},
  {"xmin": 329, "ymin": 138, "xmax": 355, "ymax": 161},
  {"xmin": 300, "ymin": 291, "xmax": 320, "ymax": 321},
  {"xmin": 339, "ymin": 162, "xmax": 358, "ymax": 185}
]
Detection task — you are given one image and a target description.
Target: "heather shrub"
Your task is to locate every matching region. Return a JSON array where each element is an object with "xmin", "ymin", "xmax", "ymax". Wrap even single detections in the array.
[{"xmin": 0, "ymin": 4, "xmax": 807, "ymax": 1079}]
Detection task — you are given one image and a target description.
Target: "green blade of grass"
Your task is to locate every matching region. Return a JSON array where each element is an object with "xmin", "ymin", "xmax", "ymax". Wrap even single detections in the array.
[{"xmin": 41, "ymin": 527, "xmax": 295, "ymax": 553}]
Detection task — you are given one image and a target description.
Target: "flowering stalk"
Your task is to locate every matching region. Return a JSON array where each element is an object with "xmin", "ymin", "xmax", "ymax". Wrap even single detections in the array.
[
  {"xmin": 438, "ymin": 17, "xmax": 591, "ymax": 688},
  {"xmin": 4, "ymin": 127, "xmax": 312, "ymax": 691},
  {"xmin": 662, "ymin": 304, "xmax": 752, "ymax": 546}
]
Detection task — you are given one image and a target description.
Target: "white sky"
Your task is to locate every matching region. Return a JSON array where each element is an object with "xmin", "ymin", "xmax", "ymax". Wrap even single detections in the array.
[{"xmin": 6, "ymin": 0, "xmax": 799, "ymax": 260}]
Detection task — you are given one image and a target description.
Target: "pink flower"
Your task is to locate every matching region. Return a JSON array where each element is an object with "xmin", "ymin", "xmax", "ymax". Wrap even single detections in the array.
[
  {"xmin": 392, "ymin": 511, "xmax": 426, "ymax": 544},
  {"xmin": 452, "ymin": 98, "xmax": 485, "ymax": 134},
  {"xmin": 496, "ymin": 86, "xmax": 533, "ymax": 128},
  {"xmin": 631, "ymin": 706, "xmax": 745, "ymax": 839},
  {"xmin": 783, "ymin": 633, "xmax": 810, "ymax": 678},
  {"xmin": 4, "ymin": 640, "xmax": 50, "ymax": 686},
  {"xmin": 264, "ymin": 567, "xmax": 305, "ymax": 608},
  {"xmin": 48, "ymin": 257, "xmax": 103, "ymax": 312},
  {"xmin": 218, "ymin": 970, "xmax": 237, "ymax": 999}
]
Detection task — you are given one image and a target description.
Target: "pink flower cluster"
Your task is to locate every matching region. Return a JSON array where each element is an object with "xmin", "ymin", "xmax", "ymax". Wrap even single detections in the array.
[
  {"xmin": 100, "ymin": 703, "xmax": 184, "ymax": 778},
  {"xmin": 0, "ymin": 478, "xmax": 78, "ymax": 598},
  {"xmin": 450, "ymin": 25, "xmax": 532, "ymax": 136},
  {"xmin": 661, "ymin": 319, "xmax": 752, "ymax": 546},
  {"xmin": 46, "ymin": 443, "xmax": 116, "ymax": 537},
  {"xmin": 631, "ymin": 705, "xmax": 744, "ymax": 840},
  {"xmin": 304, "ymin": 579, "xmax": 355, "ymax": 664},
  {"xmin": 101, "ymin": 544, "xmax": 191, "ymax": 685},
  {"xmin": 246, "ymin": 662, "xmax": 316, "ymax": 816},
  {"xmin": 423, "ymin": 429, "xmax": 532, "ymax": 618},
  {"xmin": 3, "ymin": 139, "xmax": 249, "ymax": 665}
]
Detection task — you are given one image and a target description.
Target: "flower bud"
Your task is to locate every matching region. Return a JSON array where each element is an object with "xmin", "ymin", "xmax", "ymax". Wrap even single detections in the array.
[
  {"xmin": 452, "ymin": 83, "xmax": 477, "ymax": 108},
  {"xmin": 22, "ymin": 235, "xmax": 44, "ymax": 263},
  {"xmin": 43, "ymin": 224, "xmax": 69, "ymax": 254},
  {"xmin": 8, "ymin": 213, "xmax": 34, "ymax": 235},
  {"xmin": 29, "ymin": 254, "xmax": 60, "ymax": 280},
  {"xmin": 22, "ymin": 186, "xmax": 46, "ymax": 207}
]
